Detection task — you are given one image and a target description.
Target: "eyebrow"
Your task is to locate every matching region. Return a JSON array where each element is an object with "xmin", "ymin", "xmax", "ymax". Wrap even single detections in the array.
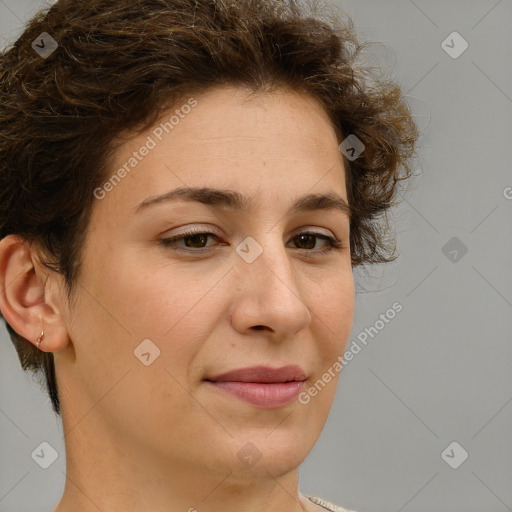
[{"xmin": 134, "ymin": 186, "xmax": 351, "ymax": 219}]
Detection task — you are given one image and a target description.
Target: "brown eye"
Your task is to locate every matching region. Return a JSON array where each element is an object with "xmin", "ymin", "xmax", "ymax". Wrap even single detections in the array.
[
  {"xmin": 161, "ymin": 232, "xmax": 220, "ymax": 251},
  {"xmin": 290, "ymin": 232, "xmax": 343, "ymax": 254},
  {"xmin": 160, "ymin": 230, "xmax": 343, "ymax": 256},
  {"xmin": 181, "ymin": 234, "xmax": 211, "ymax": 249},
  {"xmin": 293, "ymin": 233, "xmax": 316, "ymax": 250}
]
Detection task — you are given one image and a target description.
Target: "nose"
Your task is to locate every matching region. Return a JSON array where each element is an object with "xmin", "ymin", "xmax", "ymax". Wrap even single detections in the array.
[{"xmin": 229, "ymin": 238, "xmax": 312, "ymax": 340}]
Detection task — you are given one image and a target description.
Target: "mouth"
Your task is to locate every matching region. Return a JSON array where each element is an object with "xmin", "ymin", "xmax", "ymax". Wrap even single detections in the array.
[
  {"xmin": 204, "ymin": 364, "xmax": 307, "ymax": 383},
  {"xmin": 203, "ymin": 365, "xmax": 307, "ymax": 408}
]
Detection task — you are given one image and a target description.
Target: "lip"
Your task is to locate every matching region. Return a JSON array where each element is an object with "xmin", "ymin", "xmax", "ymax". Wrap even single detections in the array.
[
  {"xmin": 205, "ymin": 365, "xmax": 307, "ymax": 383},
  {"xmin": 203, "ymin": 365, "xmax": 307, "ymax": 409}
]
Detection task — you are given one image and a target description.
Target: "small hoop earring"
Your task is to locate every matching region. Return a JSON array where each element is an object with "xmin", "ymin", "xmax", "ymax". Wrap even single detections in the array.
[{"xmin": 36, "ymin": 329, "xmax": 44, "ymax": 350}]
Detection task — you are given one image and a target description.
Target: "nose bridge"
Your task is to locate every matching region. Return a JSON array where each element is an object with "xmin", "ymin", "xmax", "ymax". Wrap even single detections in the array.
[
  {"xmin": 241, "ymin": 229, "xmax": 296, "ymax": 288},
  {"xmin": 231, "ymin": 230, "xmax": 312, "ymax": 334}
]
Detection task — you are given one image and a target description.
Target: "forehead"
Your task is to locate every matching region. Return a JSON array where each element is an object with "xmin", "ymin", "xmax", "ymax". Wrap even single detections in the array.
[
  {"xmin": 95, "ymin": 85, "xmax": 347, "ymax": 220},
  {"xmin": 177, "ymin": 85, "xmax": 340, "ymax": 150},
  {"xmin": 114, "ymin": 85, "xmax": 342, "ymax": 163}
]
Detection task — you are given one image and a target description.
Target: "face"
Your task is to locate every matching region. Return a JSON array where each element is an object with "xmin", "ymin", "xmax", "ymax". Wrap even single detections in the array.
[{"xmin": 55, "ymin": 85, "xmax": 355, "ymax": 481}]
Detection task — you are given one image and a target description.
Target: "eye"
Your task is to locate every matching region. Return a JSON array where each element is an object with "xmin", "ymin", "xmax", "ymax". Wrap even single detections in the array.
[
  {"xmin": 159, "ymin": 229, "xmax": 345, "ymax": 255},
  {"xmin": 161, "ymin": 231, "xmax": 221, "ymax": 251},
  {"xmin": 290, "ymin": 232, "xmax": 344, "ymax": 255}
]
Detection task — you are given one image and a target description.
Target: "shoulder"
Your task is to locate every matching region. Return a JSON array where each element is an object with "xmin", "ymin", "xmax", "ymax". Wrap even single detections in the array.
[{"xmin": 302, "ymin": 493, "xmax": 359, "ymax": 512}]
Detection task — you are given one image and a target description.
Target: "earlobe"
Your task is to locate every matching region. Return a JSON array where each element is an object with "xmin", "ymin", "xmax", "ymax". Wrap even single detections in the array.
[
  {"xmin": 0, "ymin": 234, "xmax": 70, "ymax": 353},
  {"xmin": 36, "ymin": 326, "xmax": 45, "ymax": 350}
]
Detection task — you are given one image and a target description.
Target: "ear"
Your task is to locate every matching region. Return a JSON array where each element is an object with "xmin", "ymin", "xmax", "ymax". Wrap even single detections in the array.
[{"xmin": 0, "ymin": 234, "xmax": 70, "ymax": 353}]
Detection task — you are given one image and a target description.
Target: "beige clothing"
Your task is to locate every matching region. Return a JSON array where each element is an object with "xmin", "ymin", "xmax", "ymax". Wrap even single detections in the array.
[{"xmin": 303, "ymin": 493, "xmax": 358, "ymax": 512}]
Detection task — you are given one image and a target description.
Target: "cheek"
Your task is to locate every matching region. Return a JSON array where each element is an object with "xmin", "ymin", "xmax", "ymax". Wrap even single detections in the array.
[
  {"xmin": 310, "ymin": 272, "xmax": 355, "ymax": 350},
  {"xmin": 99, "ymin": 253, "xmax": 213, "ymax": 340},
  {"xmin": 71, "ymin": 254, "xmax": 205, "ymax": 391},
  {"xmin": 102, "ymin": 262, "xmax": 224, "ymax": 383}
]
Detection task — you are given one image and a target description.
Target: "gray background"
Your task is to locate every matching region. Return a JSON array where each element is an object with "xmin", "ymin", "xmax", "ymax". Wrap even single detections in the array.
[{"xmin": 1, "ymin": 1, "xmax": 511, "ymax": 511}]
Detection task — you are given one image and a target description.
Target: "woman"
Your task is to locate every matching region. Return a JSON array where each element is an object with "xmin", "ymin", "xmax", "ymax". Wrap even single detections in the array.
[{"xmin": 0, "ymin": 0, "xmax": 418, "ymax": 510}]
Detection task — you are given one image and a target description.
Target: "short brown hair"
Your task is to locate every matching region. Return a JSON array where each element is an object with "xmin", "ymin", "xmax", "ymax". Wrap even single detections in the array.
[{"xmin": 0, "ymin": 0, "xmax": 418, "ymax": 416}]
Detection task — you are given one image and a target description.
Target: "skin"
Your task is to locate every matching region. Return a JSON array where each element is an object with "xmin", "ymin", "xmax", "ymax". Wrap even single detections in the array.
[{"xmin": 0, "ymin": 85, "xmax": 355, "ymax": 512}]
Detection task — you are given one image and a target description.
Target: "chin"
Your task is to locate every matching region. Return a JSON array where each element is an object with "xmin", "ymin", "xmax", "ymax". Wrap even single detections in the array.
[{"xmin": 226, "ymin": 430, "xmax": 312, "ymax": 478}]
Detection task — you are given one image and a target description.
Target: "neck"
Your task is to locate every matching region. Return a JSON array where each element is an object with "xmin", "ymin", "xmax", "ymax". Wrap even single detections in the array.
[{"xmin": 53, "ymin": 412, "xmax": 314, "ymax": 512}]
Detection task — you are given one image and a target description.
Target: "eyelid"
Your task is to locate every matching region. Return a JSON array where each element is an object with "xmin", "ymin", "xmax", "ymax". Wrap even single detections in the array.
[
  {"xmin": 160, "ymin": 224, "xmax": 221, "ymax": 238},
  {"xmin": 295, "ymin": 226, "xmax": 334, "ymax": 237}
]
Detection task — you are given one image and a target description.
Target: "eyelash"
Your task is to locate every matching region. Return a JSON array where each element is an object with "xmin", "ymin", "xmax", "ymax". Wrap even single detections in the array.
[{"xmin": 160, "ymin": 229, "xmax": 344, "ymax": 256}]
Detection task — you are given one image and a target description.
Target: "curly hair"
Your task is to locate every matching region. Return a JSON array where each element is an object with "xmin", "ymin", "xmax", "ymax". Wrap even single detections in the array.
[{"xmin": 0, "ymin": 0, "xmax": 418, "ymax": 416}]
